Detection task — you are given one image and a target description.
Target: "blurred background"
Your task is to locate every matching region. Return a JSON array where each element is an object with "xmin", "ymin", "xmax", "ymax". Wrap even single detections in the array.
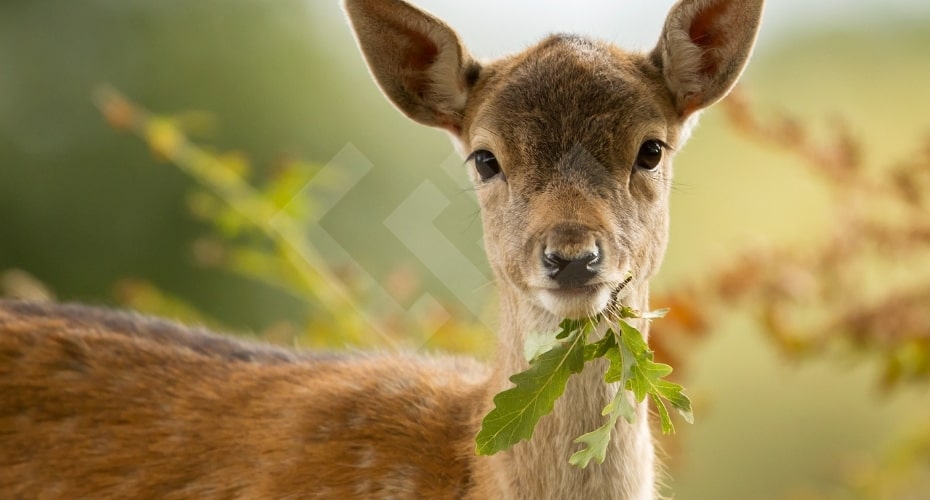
[{"xmin": 2, "ymin": 0, "xmax": 929, "ymax": 498}]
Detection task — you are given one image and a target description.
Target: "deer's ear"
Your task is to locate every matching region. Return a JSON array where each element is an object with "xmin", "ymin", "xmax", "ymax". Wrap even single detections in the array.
[
  {"xmin": 652, "ymin": 0, "xmax": 764, "ymax": 117},
  {"xmin": 344, "ymin": 0, "xmax": 479, "ymax": 133}
]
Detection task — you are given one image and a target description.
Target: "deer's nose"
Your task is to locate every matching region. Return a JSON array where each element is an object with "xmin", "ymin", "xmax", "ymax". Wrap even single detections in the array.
[{"xmin": 543, "ymin": 248, "xmax": 600, "ymax": 288}]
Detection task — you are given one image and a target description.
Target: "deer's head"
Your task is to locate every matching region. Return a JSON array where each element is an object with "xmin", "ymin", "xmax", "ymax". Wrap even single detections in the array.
[{"xmin": 347, "ymin": 0, "xmax": 763, "ymax": 319}]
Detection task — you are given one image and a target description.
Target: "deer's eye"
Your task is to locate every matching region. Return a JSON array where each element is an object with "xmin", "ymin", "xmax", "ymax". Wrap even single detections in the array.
[
  {"xmin": 471, "ymin": 150, "xmax": 502, "ymax": 181},
  {"xmin": 635, "ymin": 140, "xmax": 664, "ymax": 171}
]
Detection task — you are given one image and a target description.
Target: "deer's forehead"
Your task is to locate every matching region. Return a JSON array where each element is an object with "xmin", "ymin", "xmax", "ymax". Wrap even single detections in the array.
[{"xmin": 469, "ymin": 36, "xmax": 669, "ymax": 162}]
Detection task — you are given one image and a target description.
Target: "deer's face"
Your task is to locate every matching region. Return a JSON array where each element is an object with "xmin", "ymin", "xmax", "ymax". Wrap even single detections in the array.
[{"xmin": 458, "ymin": 37, "xmax": 685, "ymax": 319}]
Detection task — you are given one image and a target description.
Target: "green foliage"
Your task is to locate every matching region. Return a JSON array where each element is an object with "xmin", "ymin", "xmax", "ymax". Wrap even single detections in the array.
[
  {"xmin": 572, "ymin": 309, "xmax": 692, "ymax": 468},
  {"xmin": 475, "ymin": 319, "xmax": 589, "ymax": 456},
  {"xmin": 613, "ymin": 318, "xmax": 693, "ymax": 433},
  {"xmin": 477, "ymin": 309, "xmax": 693, "ymax": 468},
  {"xmin": 95, "ymin": 88, "xmax": 491, "ymax": 353}
]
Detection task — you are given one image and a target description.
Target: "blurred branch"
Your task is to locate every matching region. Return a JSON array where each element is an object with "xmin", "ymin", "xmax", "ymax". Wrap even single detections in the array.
[
  {"xmin": 95, "ymin": 87, "xmax": 387, "ymax": 347},
  {"xmin": 652, "ymin": 87, "xmax": 930, "ymax": 385},
  {"xmin": 95, "ymin": 88, "xmax": 490, "ymax": 350},
  {"xmin": 96, "ymin": 87, "xmax": 348, "ymax": 313},
  {"xmin": 93, "ymin": 86, "xmax": 491, "ymax": 354}
]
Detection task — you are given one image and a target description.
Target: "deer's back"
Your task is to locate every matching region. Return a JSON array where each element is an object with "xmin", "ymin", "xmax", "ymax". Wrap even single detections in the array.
[{"xmin": 0, "ymin": 300, "xmax": 490, "ymax": 498}]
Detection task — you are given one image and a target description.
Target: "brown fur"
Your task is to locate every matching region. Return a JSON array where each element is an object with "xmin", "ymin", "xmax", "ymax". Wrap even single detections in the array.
[
  {"xmin": 0, "ymin": 300, "xmax": 488, "ymax": 498},
  {"xmin": 0, "ymin": 1, "xmax": 763, "ymax": 498}
]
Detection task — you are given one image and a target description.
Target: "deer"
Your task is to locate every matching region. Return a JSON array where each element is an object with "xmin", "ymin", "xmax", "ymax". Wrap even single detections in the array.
[{"xmin": 0, "ymin": 0, "xmax": 763, "ymax": 498}]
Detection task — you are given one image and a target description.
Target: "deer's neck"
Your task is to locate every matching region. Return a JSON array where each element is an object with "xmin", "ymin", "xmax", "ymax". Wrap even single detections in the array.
[{"xmin": 476, "ymin": 282, "xmax": 656, "ymax": 500}]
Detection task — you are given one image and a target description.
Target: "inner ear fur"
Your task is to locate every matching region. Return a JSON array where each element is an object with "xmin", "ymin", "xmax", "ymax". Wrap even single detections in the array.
[{"xmin": 652, "ymin": 0, "xmax": 764, "ymax": 117}]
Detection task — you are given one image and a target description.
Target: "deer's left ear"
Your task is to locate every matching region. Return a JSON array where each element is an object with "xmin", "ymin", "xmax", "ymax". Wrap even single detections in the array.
[
  {"xmin": 652, "ymin": 0, "xmax": 764, "ymax": 117},
  {"xmin": 344, "ymin": 0, "xmax": 479, "ymax": 134}
]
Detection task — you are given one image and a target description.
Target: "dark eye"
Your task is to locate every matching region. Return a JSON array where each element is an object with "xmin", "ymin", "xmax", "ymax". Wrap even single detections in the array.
[
  {"xmin": 635, "ymin": 140, "xmax": 664, "ymax": 171},
  {"xmin": 471, "ymin": 149, "xmax": 501, "ymax": 181}
]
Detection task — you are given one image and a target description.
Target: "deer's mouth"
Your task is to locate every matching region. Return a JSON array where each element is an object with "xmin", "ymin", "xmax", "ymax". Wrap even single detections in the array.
[
  {"xmin": 537, "ymin": 282, "xmax": 614, "ymax": 319},
  {"xmin": 535, "ymin": 274, "xmax": 634, "ymax": 319}
]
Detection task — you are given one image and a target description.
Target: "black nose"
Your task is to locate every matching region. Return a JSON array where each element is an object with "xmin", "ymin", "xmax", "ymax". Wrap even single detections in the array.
[{"xmin": 543, "ymin": 249, "xmax": 600, "ymax": 288}]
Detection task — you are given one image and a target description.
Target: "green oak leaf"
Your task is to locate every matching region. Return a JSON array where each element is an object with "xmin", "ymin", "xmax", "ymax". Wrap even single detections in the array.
[
  {"xmin": 556, "ymin": 318, "xmax": 586, "ymax": 339},
  {"xmin": 584, "ymin": 330, "xmax": 617, "ymax": 361},
  {"xmin": 475, "ymin": 321, "xmax": 588, "ymax": 455},
  {"xmin": 615, "ymin": 320, "xmax": 693, "ymax": 435},
  {"xmin": 524, "ymin": 330, "xmax": 561, "ymax": 363},
  {"xmin": 569, "ymin": 389, "xmax": 637, "ymax": 468},
  {"xmin": 570, "ymin": 332, "xmax": 636, "ymax": 468},
  {"xmin": 475, "ymin": 308, "xmax": 692, "ymax": 467},
  {"xmin": 603, "ymin": 333, "xmax": 632, "ymax": 384},
  {"xmin": 573, "ymin": 318, "xmax": 694, "ymax": 465},
  {"xmin": 569, "ymin": 391, "xmax": 625, "ymax": 468}
]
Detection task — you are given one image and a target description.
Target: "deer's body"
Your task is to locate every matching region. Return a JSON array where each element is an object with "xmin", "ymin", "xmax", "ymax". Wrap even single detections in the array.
[
  {"xmin": 0, "ymin": 300, "xmax": 487, "ymax": 498},
  {"xmin": 0, "ymin": 1, "xmax": 762, "ymax": 498}
]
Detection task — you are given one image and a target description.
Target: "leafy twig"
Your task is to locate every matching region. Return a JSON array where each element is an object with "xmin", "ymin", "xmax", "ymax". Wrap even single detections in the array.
[
  {"xmin": 475, "ymin": 320, "xmax": 590, "ymax": 455},
  {"xmin": 476, "ymin": 309, "xmax": 693, "ymax": 468}
]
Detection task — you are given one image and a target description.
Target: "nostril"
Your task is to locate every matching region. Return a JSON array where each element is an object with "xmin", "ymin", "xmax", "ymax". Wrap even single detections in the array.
[
  {"xmin": 543, "ymin": 252, "xmax": 570, "ymax": 274},
  {"xmin": 542, "ymin": 248, "xmax": 601, "ymax": 287},
  {"xmin": 583, "ymin": 250, "xmax": 599, "ymax": 267}
]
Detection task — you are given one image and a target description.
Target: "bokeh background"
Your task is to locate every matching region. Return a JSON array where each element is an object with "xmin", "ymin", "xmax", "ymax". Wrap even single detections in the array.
[{"xmin": 2, "ymin": 1, "xmax": 929, "ymax": 498}]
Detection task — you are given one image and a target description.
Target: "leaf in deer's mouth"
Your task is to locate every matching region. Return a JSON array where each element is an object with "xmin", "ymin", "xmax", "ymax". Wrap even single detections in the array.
[
  {"xmin": 475, "ymin": 305, "xmax": 693, "ymax": 469},
  {"xmin": 571, "ymin": 312, "xmax": 692, "ymax": 468},
  {"xmin": 475, "ymin": 319, "xmax": 590, "ymax": 456}
]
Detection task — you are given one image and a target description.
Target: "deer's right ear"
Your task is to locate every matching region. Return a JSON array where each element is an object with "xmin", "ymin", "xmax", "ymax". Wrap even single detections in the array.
[
  {"xmin": 652, "ymin": 0, "xmax": 764, "ymax": 118},
  {"xmin": 344, "ymin": 0, "xmax": 479, "ymax": 134}
]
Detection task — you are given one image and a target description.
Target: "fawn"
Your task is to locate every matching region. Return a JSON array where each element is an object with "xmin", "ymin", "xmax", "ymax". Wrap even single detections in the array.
[{"xmin": 0, "ymin": 0, "xmax": 763, "ymax": 498}]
